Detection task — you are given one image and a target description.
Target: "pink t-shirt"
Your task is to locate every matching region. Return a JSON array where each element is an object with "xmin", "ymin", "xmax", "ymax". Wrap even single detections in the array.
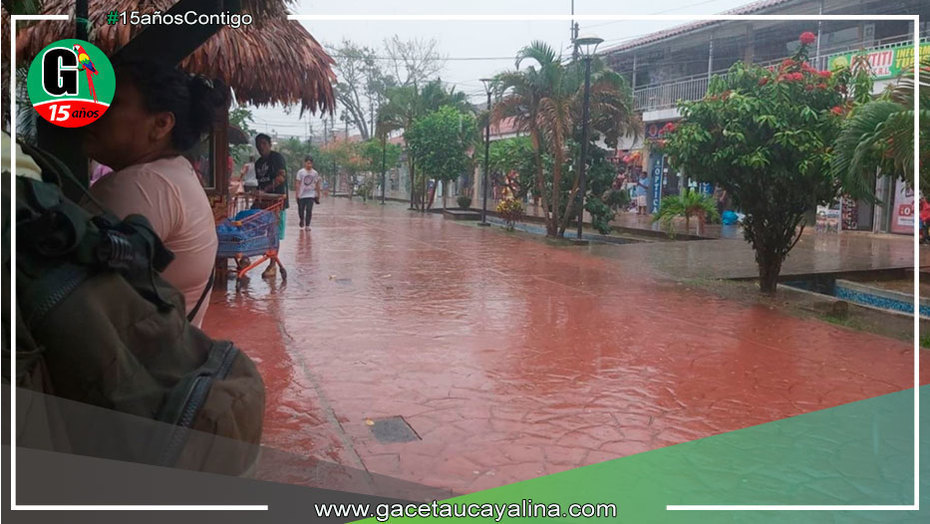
[{"xmin": 87, "ymin": 156, "xmax": 218, "ymax": 327}]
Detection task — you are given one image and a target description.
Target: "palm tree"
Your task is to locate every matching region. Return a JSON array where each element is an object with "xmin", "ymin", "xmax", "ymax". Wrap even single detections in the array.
[
  {"xmin": 492, "ymin": 42, "xmax": 640, "ymax": 237},
  {"xmin": 832, "ymin": 58, "xmax": 929, "ymax": 200},
  {"xmin": 378, "ymin": 84, "xmax": 422, "ymax": 209}
]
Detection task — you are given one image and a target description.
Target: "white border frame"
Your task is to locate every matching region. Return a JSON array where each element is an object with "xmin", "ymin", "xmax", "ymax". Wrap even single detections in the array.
[{"xmin": 5, "ymin": 10, "xmax": 920, "ymax": 514}]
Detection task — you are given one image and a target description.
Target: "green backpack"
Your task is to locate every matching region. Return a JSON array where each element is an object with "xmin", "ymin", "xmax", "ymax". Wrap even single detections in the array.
[{"xmin": 6, "ymin": 142, "xmax": 265, "ymax": 475}]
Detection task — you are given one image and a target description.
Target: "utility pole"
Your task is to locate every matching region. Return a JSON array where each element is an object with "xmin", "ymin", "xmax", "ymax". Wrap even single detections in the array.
[
  {"xmin": 571, "ymin": 0, "xmax": 579, "ymax": 61},
  {"xmin": 76, "ymin": 0, "xmax": 88, "ymax": 40}
]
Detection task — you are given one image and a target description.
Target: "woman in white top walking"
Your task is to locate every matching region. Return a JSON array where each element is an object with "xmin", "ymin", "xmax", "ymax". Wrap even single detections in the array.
[{"xmin": 295, "ymin": 156, "xmax": 322, "ymax": 230}]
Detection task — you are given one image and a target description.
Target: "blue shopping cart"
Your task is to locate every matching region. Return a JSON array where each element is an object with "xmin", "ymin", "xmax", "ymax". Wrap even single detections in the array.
[{"xmin": 216, "ymin": 194, "xmax": 287, "ymax": 290}]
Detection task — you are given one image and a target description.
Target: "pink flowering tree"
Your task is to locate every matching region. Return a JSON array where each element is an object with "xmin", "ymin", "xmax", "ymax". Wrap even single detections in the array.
[{"xmin": 661, "ymin": 33, "xmax": 855, "ymax": 294}]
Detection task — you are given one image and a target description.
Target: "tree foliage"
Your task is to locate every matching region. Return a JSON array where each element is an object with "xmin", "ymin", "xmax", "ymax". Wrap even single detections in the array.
[
  {"xmin": 229, "ymin": 106, "xmax": 257, "ymax": 165},
  {"xmin": 406, "ymin": 106, "xmax": 477, "ymax": 196},
  {"xmin": 662, "ymin": 36, "xmax": 851, "ymax": 294},
  {"xmin": 488, "ymin": 136, "xmax": 536, "ymax": 199},
  {"xmin": 378, "ymin": 80, "xmax": 475, "ymax": 210}
]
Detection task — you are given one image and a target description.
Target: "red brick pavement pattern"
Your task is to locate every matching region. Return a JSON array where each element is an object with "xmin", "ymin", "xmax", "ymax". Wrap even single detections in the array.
[{"xmin": 203, "ymin": 198, "xmax": 927, "ymax": 495}]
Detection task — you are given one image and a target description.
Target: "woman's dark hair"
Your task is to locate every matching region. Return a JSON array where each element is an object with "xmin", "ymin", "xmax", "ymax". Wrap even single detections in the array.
[
  {"xmin": 305, "ymin": 155, "xmax": 314, "ymax": 163},
  {"xmin": 114, "ymin": 60, "xmax": 228, "ymax": 151}
]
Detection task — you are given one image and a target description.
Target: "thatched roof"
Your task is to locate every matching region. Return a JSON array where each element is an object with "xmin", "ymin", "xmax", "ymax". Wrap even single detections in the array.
[{"xmin": 13, "ymin": 0, "xmax": 335, "ymax": 115}]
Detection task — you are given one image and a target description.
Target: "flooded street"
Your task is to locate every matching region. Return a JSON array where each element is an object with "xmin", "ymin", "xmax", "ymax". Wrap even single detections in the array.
[{"xmin": 203, "ymin": 198, "xmax": 923, "ymax": 495}]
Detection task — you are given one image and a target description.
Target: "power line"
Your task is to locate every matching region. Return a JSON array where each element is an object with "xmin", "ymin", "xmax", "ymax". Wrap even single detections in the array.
[{"xmin": 328, "ymin": 54, "xmax": 519, "ymax": 62}]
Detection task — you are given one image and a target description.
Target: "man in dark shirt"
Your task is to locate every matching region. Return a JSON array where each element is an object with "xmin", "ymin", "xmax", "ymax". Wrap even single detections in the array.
[{"xmin": 254, "ymin": 133, "xmax": 288, "ymax": 278}]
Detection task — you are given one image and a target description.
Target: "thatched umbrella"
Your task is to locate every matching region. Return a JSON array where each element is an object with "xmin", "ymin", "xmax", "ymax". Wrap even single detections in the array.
[{"xmin": 13, "ymin": 0, "xmax": 336, "ymax": 115}]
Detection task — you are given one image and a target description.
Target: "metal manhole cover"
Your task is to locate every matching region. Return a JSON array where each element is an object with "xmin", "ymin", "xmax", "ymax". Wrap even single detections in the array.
[{"xmin": 367, "ymin": 416, "xmax": 420, "ymax": 443}]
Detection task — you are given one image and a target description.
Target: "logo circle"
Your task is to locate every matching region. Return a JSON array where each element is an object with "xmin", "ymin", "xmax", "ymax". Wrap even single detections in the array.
[{"xmin": 27, "ymin": 39, "xmax": 115, "ymax": 128}]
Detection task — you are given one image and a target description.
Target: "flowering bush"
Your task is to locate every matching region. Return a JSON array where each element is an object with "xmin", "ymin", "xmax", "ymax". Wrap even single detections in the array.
[
  {"xmin": 496, "ymin": 198, "xmax": 525, "ymax": 231},
  {"xmin": 661, "ymin": 32, "xmax": 855, "ymax": 294}
]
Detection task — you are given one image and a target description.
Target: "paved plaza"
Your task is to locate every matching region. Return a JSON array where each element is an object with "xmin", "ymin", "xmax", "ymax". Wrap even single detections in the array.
[{"xmin": 203, "ymin": 198, "xmax": 927, "ymax": 495}]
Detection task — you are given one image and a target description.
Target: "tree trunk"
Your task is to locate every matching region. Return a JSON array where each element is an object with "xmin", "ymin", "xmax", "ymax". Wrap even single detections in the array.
[
  {"xmin": 421, "ymin": 173, "xmax": 428, "ymax": 212},
  {"xmin": 550, "ymin": 151, "xmax": 564, "ymax": 238},
  {"xmin": 757, "ymin": 255, "xmax": 782, "ymax": 295}
]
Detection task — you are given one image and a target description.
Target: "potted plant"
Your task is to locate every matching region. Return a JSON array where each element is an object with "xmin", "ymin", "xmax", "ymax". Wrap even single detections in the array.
[
  {"xmin": 496, "ymin": 198, "xmax": 525, "ymax": 231},
  {"xmin": 457, "ymin": 195, "xmax": 472, "ymax": 209},
  {"xmin": 653, "ymin": 189, "xmax": 720, "ymax": 237}
]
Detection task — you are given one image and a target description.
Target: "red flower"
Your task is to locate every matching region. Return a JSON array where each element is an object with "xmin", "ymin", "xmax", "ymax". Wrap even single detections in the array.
[
  {"xmin": 817, "ymin": 83, "xmax": 827, "ymax": 89},
  {"xmin": 661, "ymin": 122, "xmax": 677, "ymax": 134},
  {"xmin": 781, "ymin": 58, "xmax": 795, "ymax": 68},
  {"xmin": 805, "ymin": 84, "xmax": 814, "ymax": 91},
  {"xmin": 800, "ymin": 32, "xmax": 817, "ymax": 45},
  {"xmin": 759, "ymin": 77, "xmax": 770, "ymax": 86},
  {"xmin": 830, "ymin": 106, "xmax": 844, "ymax": 116}
]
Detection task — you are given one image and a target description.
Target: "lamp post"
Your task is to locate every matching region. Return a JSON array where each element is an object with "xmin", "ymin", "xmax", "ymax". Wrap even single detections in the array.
[
  {"xmin": 380, "ymin": 133, "xmax": 387, "ymax": 205},
  {"xmin": 479, "ymin": 78, "xmax": 494, "ymax": 226},
  {"xmin": 575, "ymin": 35, "xmax": 603, "ymax": 240}
]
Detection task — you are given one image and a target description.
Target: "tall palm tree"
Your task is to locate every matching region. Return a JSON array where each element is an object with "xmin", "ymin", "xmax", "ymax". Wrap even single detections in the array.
[
  {"xmin": 378, "ymin": 84, "xmax": 422, "ymax": 209},
  {"xmin": 492, "ymin": 42, "xmax": 641, "ymax": 237},
  {"xmin": 832, "ymin": 58, "xmax": 929, "ymax": 200}
]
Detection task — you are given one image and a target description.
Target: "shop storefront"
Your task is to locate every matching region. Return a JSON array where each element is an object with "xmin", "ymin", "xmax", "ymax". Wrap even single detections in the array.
[{"xmin": 826, "ymin": 40, "xmax": 925, "ymax": 235}]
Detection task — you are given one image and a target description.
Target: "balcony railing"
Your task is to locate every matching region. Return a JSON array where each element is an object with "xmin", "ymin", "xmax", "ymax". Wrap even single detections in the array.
[
  {"xmin": 631, "ymin": 31, "xmax": 929, "ymax": 113},
  {"xmin": 634, "ymin": 75, "xmax": 713, "ymax": 113}
]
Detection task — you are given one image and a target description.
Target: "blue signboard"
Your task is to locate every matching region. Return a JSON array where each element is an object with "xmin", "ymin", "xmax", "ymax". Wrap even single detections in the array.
[{"xmin": 649, "ymin": 154, "xmax": 664, "ymax": 213}]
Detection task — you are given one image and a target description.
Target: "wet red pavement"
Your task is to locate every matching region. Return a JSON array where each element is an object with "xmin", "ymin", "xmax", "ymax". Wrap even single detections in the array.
[{"xmin": 202, "ymin": 197, "xmax": 927, "ymax": 495}]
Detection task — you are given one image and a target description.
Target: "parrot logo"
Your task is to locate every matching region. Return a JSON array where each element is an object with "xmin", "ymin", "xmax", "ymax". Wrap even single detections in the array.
[
  {"xmin": 28, "ymin": 39, "xmax": 114, "ymax": 128},
  {"xmin": 72, "ymin": 43, "xmax": 99, "ymax": 103}
]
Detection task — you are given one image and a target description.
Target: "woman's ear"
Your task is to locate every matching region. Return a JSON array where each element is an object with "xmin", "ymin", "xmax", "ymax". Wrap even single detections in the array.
[{"xmin": 150, "ymin": 111, "xmax": 176, "ymax": 144}]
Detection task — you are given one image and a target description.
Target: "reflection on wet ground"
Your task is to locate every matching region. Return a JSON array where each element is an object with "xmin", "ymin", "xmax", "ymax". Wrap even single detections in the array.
[{"xmin": 203, "ymin": 198, "xmax": 926, "ymax": 495}]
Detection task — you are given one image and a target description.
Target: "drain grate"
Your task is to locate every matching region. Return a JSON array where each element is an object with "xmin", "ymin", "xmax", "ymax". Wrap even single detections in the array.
[{"xmin": 367, "ymin": 416, "xmax": 420, "ymax": 443}]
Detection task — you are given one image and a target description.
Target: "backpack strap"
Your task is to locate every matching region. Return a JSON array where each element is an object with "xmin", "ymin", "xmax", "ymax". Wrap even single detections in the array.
[{"xmin": 186, "ymin": 269, "xmax": 215, "ymax": 322}]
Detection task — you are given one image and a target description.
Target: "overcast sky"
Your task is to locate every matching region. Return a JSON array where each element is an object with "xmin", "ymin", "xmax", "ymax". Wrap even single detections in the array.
[{"xmin": 245, "ymin": 0, "xmax": 756, "ymax": 139}]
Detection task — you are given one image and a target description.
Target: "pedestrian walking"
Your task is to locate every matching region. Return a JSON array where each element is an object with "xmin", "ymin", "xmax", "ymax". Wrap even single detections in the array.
[
  {"xmin": 714, "ymin": 185, "xmax": 729, "ymax": 217},
  {"xmin": 254, "ymin": 133, "xmax": 288, "ymax": 278},
  {"xmin": 634, "ymin": 171, "xmax": 649, "ymax": 215},
  {"xmin": 296, "ymin": 156, "xmax": 322, "ymax": 230}
]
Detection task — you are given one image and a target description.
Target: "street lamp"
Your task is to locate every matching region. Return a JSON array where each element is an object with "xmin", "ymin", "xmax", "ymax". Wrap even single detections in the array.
[
  {"xmin": 380, "ymin": 133, "xmax": 387, "ymax": 205},
  {"xmin": 478, "ymin": 78, "xmax": 494, "ymax": 226},
  {"xmin": 575, "ymin": 35, "xmax": 603, "ymax": 240}
]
